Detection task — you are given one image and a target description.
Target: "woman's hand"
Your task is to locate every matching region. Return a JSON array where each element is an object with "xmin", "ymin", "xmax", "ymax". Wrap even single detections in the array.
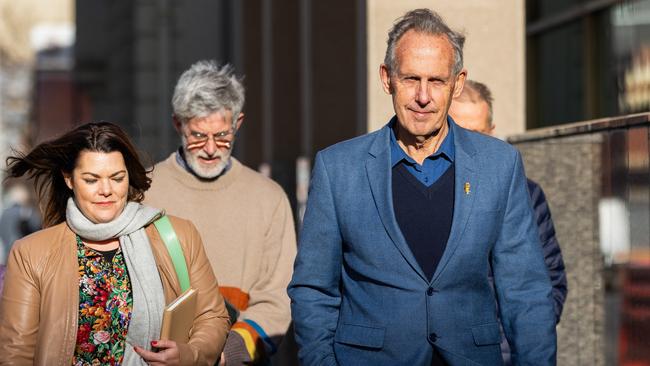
[{"xmin": 134, "ymin": 340, "xmax": 181, "ymax": 365}]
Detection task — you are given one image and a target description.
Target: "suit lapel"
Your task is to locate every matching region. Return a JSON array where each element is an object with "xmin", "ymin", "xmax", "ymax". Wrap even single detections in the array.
[
  {"xmin": 432, "ymin": 122, "xmax": 478, "ymax": 284},
  {"xmin": 366, "ymin": 125, "xmax": 428, "ymax": 282}
]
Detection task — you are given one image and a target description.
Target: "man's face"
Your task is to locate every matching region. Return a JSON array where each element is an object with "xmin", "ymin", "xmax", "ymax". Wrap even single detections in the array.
[
  {"xmin": 380, "ymin": 30, "xmax": 466, "ymax": 141},
  {"xmin": 176, "ymin": 110, "xmax": 241, "ymax": 179},
  {"xmin": 448, "ymin": 98, "xmax": 494, "ymax": 135}
]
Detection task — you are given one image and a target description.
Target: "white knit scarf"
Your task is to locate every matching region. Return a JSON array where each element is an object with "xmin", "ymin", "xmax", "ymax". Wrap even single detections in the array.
[{"xmin": 66, "ymin": 198, "xmax": 164, "ymax": 366}]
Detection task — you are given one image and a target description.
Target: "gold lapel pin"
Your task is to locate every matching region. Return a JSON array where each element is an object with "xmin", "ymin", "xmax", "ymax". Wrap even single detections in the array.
[{"xmin": 464, "ymin": 182, "xmax": 471, "ymax": 195}]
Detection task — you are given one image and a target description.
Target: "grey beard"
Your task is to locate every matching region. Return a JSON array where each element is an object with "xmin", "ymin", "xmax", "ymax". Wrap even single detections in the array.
[{"xmin": 179, "ymin": 136, "xmax": 233, "ymax": 180}]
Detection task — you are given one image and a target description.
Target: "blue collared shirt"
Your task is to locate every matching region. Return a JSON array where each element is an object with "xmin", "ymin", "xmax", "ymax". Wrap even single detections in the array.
[{"xmin": 390, "ymin": 117, "xmax": 455, "ymax": 187}]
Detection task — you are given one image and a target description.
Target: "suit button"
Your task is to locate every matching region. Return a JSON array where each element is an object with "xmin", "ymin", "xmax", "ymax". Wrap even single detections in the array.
[
  {"xmin": 428, "ymin": 333, "xmax": 438, "ymax": 342},
  {"xmin": 426, "ymin": 287, "xmax": 434, "ymax": 296}
]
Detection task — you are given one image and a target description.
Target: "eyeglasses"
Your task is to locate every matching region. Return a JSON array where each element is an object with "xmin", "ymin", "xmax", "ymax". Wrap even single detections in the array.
[{"xmin": 184, "ymin": 128, "xmax": 237, "ymax": 150}]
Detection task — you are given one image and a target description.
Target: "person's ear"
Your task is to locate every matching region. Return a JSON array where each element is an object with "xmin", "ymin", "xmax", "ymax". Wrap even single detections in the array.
[
  {"xmin": 379, "ymin": 64, "xmax": 393, "ymax": 95},
  {"xmin": 172, "ymin": 114, "xmax": 183, "ymax": 133},
  {"xmin": 452, "ymin": 69, "xmax": 467, "ymax": 98},
  {"xmin": 235, "ymin": 112, "xmax": 245, "ymax": 131},
  {"xmin": 62, "ymin": 171, "xmax": 73, "ymax": 190}
]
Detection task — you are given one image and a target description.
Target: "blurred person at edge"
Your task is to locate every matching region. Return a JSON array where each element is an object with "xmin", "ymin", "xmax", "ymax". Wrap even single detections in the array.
[
  {"xmin": 0, "ymin": 183, "xmax": 42, "ymax": 297},
  {"xmin": 288, "ymin": 8, "xmax": 556, "ymax": 366},
  {"xmin": 144, "ymin": 61, "xmax": 296, "ymax": 366},
  {"xmin": 0, "ymin": 182, "xmax": 42, "ymax": 264},
  {"xmin": 0, "ymin": 122, "xmax": 230, "ymax": 365},
  {"xmin": 449, "ymin": 80, "xmax": 568, "ymax": 365}
]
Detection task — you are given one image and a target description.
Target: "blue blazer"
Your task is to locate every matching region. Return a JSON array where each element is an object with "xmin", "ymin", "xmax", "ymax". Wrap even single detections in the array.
[{"xmin": 288, "ymin": 119, "xmax": 557, "ymax": 365}]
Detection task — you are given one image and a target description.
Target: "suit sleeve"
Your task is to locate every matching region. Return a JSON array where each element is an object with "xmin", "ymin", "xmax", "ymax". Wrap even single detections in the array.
[
  {"xmin": 491, "ymin": 151, "xmax": 557, "ymax": 365},
  {"xmin": 288, "ymin": 152, "xmax": 342, "ymax": 366},
  {"xmin": 527, "ymin": 180, "xmax": 568, "ymax": 323},
  {"xmin": 0, "ymin": 240, "xmax": 40, "ymax": 364}
]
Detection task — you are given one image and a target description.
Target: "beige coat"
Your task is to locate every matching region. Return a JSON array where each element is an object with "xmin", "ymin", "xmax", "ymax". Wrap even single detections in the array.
[{"xmin": 0, "ymin": 215, "xmax": 230, "ymax": 365}]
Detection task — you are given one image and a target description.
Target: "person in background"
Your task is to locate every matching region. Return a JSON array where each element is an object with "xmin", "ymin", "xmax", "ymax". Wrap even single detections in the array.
[
  {"xmin": 0, "ymin": 182, "xmax": 41, "ymax": 265},
  {"xmin": 449, "ymin": 79, "xmax": 568, "ymax": 365},
  {"xmin": 0, "ymin": 182, "xmax": 41, "ymax": 297},
  {"xmin": 288, "ymin": 8, "xmax": 556, "ymax": 366},
  {"xmin": 0, "ymin": 121, "xmax": 230, "ymax": 365},
  {"xmin": 144, "ymin": 60, "xmax": 296, "ymax": 365}
]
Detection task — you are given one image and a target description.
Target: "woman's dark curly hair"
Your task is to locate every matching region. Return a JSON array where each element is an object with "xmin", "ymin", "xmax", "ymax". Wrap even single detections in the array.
[{"xmin": 5, "ymin": 122, "xmax": 151, "ymax": 227}]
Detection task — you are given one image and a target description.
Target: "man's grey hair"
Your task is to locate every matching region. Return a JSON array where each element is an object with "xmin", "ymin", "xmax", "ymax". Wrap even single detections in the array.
[
  {"xmin": 384, "ymin": 9, "xmax": 465, "ymax": 76},
  {"xmin": 172, "ymin": 60, "xmax": 245, "ymax": 125},
  {"xmin": 463, "ymin": 80, "xmax": 494, "ymax": 124}
]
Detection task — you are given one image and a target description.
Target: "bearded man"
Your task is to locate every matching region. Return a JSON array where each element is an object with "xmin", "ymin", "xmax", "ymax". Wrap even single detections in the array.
[{"xmin": 145, "ymin": 60, "xmax": 296, "ymax": 366}]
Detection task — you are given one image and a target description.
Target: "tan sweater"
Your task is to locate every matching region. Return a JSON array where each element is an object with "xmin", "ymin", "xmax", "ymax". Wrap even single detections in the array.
[{"xmin": 144, "ymin": 153, "xmax": 296, "ymax": 358}]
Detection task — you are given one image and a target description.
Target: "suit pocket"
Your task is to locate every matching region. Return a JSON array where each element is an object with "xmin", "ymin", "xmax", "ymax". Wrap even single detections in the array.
[
  {"xmin": 334, "ymin": 323, "xmax": 385, "ymax": 349},
  {"xmin": 471, "ymin": 323, "xmax": 502, "ymax": 346}
]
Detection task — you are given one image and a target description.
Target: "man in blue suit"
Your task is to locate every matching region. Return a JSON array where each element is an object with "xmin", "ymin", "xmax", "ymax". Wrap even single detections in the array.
[{"xmin": 288, "ymin": 8, "xmax": 557, "ymax": 366}]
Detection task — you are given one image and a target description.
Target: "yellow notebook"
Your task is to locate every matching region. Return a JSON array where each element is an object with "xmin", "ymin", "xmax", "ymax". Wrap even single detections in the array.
[{"xmin": 160, "ymin": 287, "xmax": 198, "ymax": 343}]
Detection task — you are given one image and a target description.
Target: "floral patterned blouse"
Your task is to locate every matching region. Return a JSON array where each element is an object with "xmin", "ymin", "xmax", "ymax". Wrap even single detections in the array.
[{"xmin": 73, "ymin": 235, "xmax": 133, "ymax": 366}]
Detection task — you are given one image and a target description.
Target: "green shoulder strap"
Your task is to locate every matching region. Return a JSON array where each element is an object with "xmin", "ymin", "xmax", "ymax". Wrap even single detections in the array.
[{"xmin": 154, "ymin": 215, "xmax": 191, "ymax": 292}]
